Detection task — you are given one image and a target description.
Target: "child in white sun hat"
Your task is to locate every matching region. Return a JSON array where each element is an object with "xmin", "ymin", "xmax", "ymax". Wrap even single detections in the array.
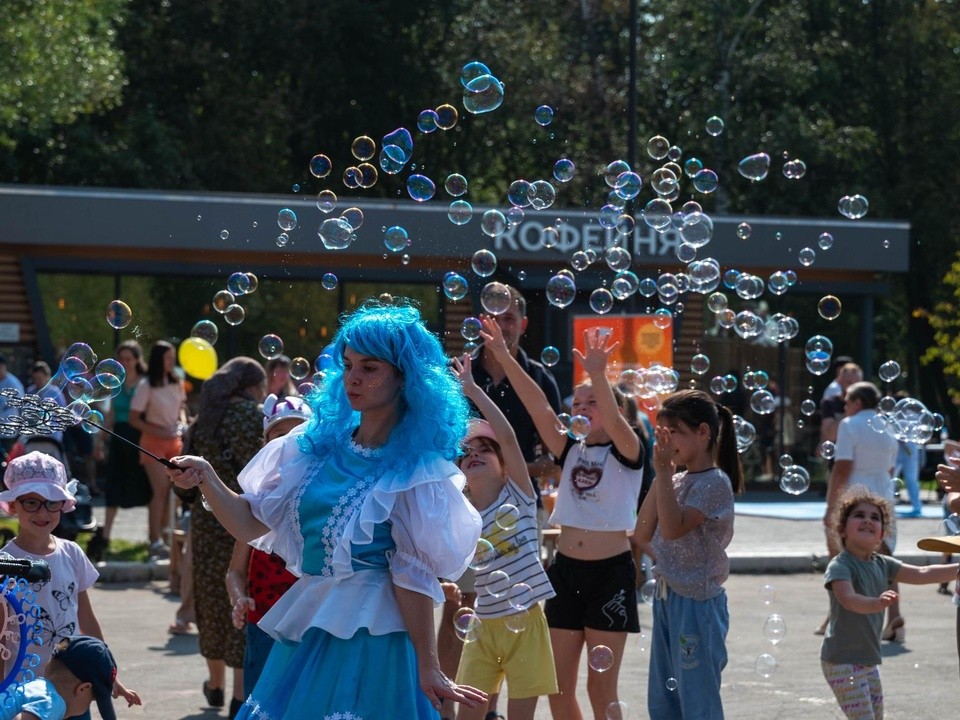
[{"xmin": 0, "ymin": 451, "xmax": 141, "ymax": 710}]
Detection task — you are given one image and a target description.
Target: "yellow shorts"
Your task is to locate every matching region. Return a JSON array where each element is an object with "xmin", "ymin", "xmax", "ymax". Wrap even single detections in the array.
[{"xmin": 455, "ymin": 603, "xmax": 558, "ymax": 699}]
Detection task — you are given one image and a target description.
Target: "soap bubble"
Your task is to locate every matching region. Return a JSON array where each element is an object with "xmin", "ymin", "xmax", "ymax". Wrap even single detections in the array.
[
  {"xmin": 443, "ymin": 273, "xmax": 469, "ymax": 301},
  {"xmin": 589, "ymin": 288, "xmax": 614, "ymax": 315},
  {"xmin": 541, "ymin": 346, "xmax": 560, "ymax": 367},
  {"xmin": 737, "ymin": 153, "xmax": 770, "ymax": 181},
  {"xmin": 798, "ymin": 247, "xmax": 816, "ymax": 266},
  {"xmin": 507, "ymin": 582, "xmax": 534, "ymax": 611},
  {"xmin": 505, "ymin": 609, "xmax": 529, "ymax": 634},
  {"xmin": 480, "ymin": 282, "xmax": 512, "ymax": 315},
  {"xmin": 737, "ymin": 222, "xmax": 752, "ymax": 239},
  {"xmin": 665, "ymin": 678, "xmax": 679, "ymax": 692},
  {"xmin": 258, "ymin": 334, "xmax": 284, "ymax": 360},
  {"xmin": 546, "ymin": 274, "xmax": 577, "ymax": 308},
  {"xmin": 461, "ymin": 317, "xmax": 482, "ymax": 341},
  {"xmin": 568, "ymin": 415, "xmax": 591, "ymax": 441},
  {"xmin": 839, "ymin": 194, "xmax": 869, "ymax": 219},
  {"xmin": 495, "ymin": 504, "xmax": 520, "ymax": 531},
  {"xmin": 763, "ymin": 614, "xmax": 787, "ymax": 644},
  {"xmin": 646, "ymin": 135, "xmax": 670, "ymax": 160},
  {"xmin": 436, "ymin": 104, "xmax": 459, "ymax": 130},
  {"xmin": 755, "ymin": 653, "xmax": 777, "ymax": 678},
  {"xmin": 309, "ymin": 154, "xmax": 332, "ymax": 178},
  {"xmin": 534, "ymin": 105, "xmax": 554, "ymax": 126},
  {"xmin": 106, "ymin": 301, "xmax": 132, "ymax": 330},
  {"xmin": 277, "ymin": 208, "xmax": 297, "ymax": 231},
  {"xmin": 818, "ymin": 232, "xmax": 834, "ymax": 249},
  {"xmin": 691, "ymin": 354, "xmax": 710, "ymax": 375},
  {"xmin": 191, "ymin": 320, "xmax": 218, "ymax": 345},
  {"xmin": 290, "ymin": 358, "xmax": 311, "ymax": 381},
  {"xmin": 445, "ymin": 173, "xmax": 468, "ymax": 197},
  {"xmin": 318, "ymin": 217, "xmax": 354, "ymax": 250},
  {"xmin": 780, "ymin": 465, "xmax": 811, "ymax": 495},
  {"xmin": 481, "ymin": 210, "xmax": 507, "ymax": 237},
  {"xmin": 223, "ymin": 304, "xmax": 245, "ymax": 326},
  {"xmin": 783, "ymin": 159, "xmax": 806, "ymax": 179},
  {"xmin": 485, "ymin": 570, "xmax": 511, "ymax": 598},
  {"xmin": 407, "ymin": 174, "xmax": 436, "ymax": 202},
  {"xmin": 351, "ymin": 135, "xmax": 375, "ymax": 161},
  {"xmin": 554, "ymin": 159, "xmax": 576, "ymax": 183},
  {"xmin": 316, "ymin": 190, "xmax": 337, "ymax": 213},
  {"xmin": 383, "ymin": 226, "xmax": 409, "ymax": 254},
  {"xmin": 818, "ymin": 295, "xmax": 842, "ymax": 320},
  {"xmin": 417, "ymin": 109, "xmax": 439, "ymax": 133},
  {"xmin": 639, "ymin": 578, "xmax": 657, "ymax": 605},
  {"xmin": 447, "ymin": 200, "xmax": 473, "ymax": 225},
  {"xmin": 463, "ymin": 73, "xmax": 505, "ymax": 114},
  {"xmin": 879, "ymin": 360, "xmax": 901, "ymax": 382},
  {"xmin": 819, "ymin": 441, "xmax": 836, "ymax": 460},
  {"xmin": 759, "ymin": 584, "xmax": 775, "ymax": 606},
  {"xmin": 321, "ymin": 273, "xmax": 338, "ymax": 291},
  {"xmin": 705, "ymin": 116, "xmax": 725, "ymax": 136},
  {"xmin": 471, "ymin": 249, "xmax": 497, "ymax": 277},
  {"xmin": 588, "ymin": 645, "xmax": 615, "ymax": 673},
  {"xmin": 605, "ymin": 701, "xmax": 629, "ymax": 720},
  {"xmin": 470, "ymin": 539, "xmax": 496, "ymax": 571}
]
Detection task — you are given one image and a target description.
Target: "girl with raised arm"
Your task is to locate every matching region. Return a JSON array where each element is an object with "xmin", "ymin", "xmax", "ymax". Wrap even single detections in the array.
[{"xmin": 480, "ymin": 318, "xmax": 643, "ymax": 720}]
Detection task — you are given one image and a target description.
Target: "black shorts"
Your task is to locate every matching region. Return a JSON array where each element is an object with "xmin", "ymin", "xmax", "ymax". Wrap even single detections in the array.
[{"xmin": 544, "ymin": 551, "xmax": 640, "ymax": 633}]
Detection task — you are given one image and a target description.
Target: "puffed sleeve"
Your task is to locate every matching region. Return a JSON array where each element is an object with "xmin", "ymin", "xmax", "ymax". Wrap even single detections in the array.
[
  {"xmin": 237, "ymin": 428, "xmax": 316, "ymax": 575},
  {"xmin": 389, "ymin": 474, "xmax": 482, "ymax": 603}
]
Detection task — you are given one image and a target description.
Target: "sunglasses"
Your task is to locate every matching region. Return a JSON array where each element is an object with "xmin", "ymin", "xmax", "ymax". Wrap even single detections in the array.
[{"xmin": 17, "ymin": 498, "xmax": 65, "ymax": 513}]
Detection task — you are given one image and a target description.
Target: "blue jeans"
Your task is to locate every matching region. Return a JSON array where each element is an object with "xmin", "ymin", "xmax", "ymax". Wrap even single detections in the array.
[
  {"xmin": 648, "ymin": 585, "xmax": 728, "ymax": 719},
  {"xmin": 895, "ymin": 442, "xmax": 923, "ymax": 514},
  {"xmin": 243, "ymin": 622, "xmax": 276, "ymax": 699}
]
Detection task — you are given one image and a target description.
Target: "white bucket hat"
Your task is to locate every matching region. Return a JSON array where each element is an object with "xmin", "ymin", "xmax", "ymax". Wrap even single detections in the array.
[{"xmin": 0, "ymin": 451, "xmax": 78, "ymax": 512}]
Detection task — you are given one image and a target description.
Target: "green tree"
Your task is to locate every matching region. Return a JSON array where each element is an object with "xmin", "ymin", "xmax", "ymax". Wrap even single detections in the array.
[{"xmin": 0, "ymin": 0, "xmax": 127, "ymax": 151}]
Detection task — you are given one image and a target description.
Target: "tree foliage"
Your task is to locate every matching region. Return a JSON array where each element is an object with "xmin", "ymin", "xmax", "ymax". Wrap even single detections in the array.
[{"xmin": 0, "ymin": 0, "xmax": 127, "ymax": 150}]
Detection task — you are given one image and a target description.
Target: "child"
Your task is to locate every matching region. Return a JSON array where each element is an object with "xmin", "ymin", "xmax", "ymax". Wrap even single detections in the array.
[
  {"xmin": 225, "ymin": 395, "xmax": 312, "ymax": 705},
  {"xmin": 0, "ymin": 452, "xmax": 140, "ymax": 714},
  {"xmin": 634, "ymin": 389, "xmax": 743, "ymax": 720},
  {"xmin": 821, "ymin": 486, "xmax": 959, "ymax": 719},
  {"xmin": 480, "ymin": 319, "xmax": 643, "ymax": 720},
  {"xmin": 2, "ymin": 634, "xmax": 118, "ymax": 720},
  {"xmin": 451, "ymin": 354, "xmax": 557, "ymax": 720}
]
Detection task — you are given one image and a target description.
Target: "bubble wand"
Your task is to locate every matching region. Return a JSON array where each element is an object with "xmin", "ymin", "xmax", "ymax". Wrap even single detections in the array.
[{"xmin": 79, "ymin": 416, "xmax": 182, "ymax": 470}]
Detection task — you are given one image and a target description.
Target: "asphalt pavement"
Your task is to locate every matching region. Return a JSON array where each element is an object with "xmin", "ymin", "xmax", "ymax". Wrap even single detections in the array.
[{"xmin": 84, "ymin": 493, "xmax": 960, "ymax": 719}]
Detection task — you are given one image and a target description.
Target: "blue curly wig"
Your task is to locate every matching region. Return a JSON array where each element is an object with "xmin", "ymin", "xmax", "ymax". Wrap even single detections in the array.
[{"xmin": 299, "ymin": 298, "xmax": 469, "ymax": 466}]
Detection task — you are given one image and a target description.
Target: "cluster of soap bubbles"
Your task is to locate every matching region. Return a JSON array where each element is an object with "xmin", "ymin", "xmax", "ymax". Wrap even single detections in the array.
[
  {"xmin": 753, "ymin": 584, "xmax": 785, "ymax": 678},
  {"xmin": 209, "ymin": 271, "xmax": 260, "ymax": 328},
  {"xmin": 0, "ymin": 343, "xmax": 127, "ymax": 439},
  {"xmin": 868, "ymin": 393, "xmax": 944, "ymax": 445}
]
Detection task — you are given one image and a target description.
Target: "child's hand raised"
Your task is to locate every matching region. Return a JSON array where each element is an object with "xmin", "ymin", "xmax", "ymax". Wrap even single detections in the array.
[
  {"xmin": 478, "ymin": 315, "xmax": 510, "ymax": 358},
  {"xmin": 572, "ymin": 327, "xmax": 619, "ymax": 378},
  {"xmin": 451, "ymin": 354, "xmax": 480, "ymax": 396},
  {"xmin": 652, "ymin": 425, "xmax": 677, "ymax": 479}
]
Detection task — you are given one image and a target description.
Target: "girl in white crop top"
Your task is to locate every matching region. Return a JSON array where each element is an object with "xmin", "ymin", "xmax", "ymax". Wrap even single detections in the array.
[{"xmin": 479, "ymin": 318, "xmax": 643, "ymax": 720}]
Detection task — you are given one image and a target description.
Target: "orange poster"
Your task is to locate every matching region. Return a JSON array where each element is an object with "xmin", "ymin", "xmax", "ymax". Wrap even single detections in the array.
[{"xmin": 571, "ymin": 314, "xmax": 673, "ymax": 384}]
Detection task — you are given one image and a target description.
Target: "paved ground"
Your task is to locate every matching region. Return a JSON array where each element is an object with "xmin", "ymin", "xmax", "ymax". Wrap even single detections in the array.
[
  {"xmin": 84, "ymin": 492, "xmax": 960, "ymax": 719},
  {"xmin": 95, "ymin": 572, "xmax": 958, "ymax": 719}
]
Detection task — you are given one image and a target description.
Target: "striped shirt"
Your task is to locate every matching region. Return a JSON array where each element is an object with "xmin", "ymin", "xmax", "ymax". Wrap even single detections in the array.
[{"xmin": 474, "ymin": 478, "xmax": 555, "ymax": 618}]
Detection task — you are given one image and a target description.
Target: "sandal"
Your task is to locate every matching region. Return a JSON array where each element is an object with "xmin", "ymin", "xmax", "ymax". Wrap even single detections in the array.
[
  {"xmin": 168, "ymin": 616, "xmax": 194, "ymax": 635},
  {"xmin": 484, "ymin": 714, "xmax": 506, "ymax": 720}
]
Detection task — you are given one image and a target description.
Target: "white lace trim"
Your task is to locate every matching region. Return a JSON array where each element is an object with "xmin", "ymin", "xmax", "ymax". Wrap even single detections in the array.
[
  {"xmin": 241, "ymin": 697, "xmax": 274, "ymax": 719},
  {"xmin": 324, "ymin": 714, "xmax": 364, "ymax": 720},
  {"xmin": 319, "ymin": 474, "xmax": 375, "ymax": 577},
  {"xmin": 347, "ymin": 438, "xmax": 385, "ymax": 458},
  {"xmin": 287, "ymin": 459, "xmax": 324, "ymax": 569}
]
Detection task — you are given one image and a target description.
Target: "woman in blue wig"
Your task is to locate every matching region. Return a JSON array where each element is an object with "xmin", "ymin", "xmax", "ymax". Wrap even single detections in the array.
[{"xmin": 167, "ymin": 298, "xmax": 486, "ymax": 719}]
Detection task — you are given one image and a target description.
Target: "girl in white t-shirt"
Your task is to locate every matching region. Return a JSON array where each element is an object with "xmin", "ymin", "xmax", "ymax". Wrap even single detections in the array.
[
  {"xmin": 480, "ymin": 318, "xmax": 643, "ymax": 720},
  {"xmin": 451, "ymin": 354, "xmax": 557, "ymax": 720}
]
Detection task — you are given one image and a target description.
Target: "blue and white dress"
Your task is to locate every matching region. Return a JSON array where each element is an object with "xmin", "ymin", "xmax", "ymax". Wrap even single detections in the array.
[{"xmin": 234, "ymin": 428, "xmax": 481, "ymax": 720}]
